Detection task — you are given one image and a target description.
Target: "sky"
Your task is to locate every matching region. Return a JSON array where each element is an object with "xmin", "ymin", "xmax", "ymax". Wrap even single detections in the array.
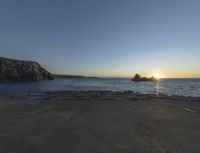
[{"xmin": 0, "ymin": 0, "xmax": 200, "ymax": 78}]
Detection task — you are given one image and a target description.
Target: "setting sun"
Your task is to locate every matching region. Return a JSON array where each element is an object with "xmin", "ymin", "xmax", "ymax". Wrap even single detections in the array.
[{"xmin": 153, "ymin": 73, "xmax": 161, "ymax": 79}]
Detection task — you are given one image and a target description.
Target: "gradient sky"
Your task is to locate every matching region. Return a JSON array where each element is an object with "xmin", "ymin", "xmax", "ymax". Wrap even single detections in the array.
[{"xmin": 0, "ymin": 0, "xmax": 200, "ymax": 78}]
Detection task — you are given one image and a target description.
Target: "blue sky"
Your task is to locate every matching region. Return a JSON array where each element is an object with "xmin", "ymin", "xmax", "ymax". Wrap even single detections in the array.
[{"xmin": 0, "ymin": 0, "xmax": 200, "ymax": 78}]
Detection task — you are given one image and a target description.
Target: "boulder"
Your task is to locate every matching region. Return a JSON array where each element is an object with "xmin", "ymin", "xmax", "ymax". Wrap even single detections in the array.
[{"xmin": 0, "ymin": 57, "xmax": 54, "ymax": 82}]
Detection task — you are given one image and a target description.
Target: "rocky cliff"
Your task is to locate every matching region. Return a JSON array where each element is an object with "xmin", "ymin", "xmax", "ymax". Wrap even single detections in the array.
[{"xmin": 0, "ymin": 57, "xmax": 54, "ymax": 82}]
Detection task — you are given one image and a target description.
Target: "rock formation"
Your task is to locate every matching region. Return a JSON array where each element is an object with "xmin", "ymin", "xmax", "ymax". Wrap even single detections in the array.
[
  {"xmin": 131, "ymin": 74, "xmax": 157, "ymax": 82},
  {"xmin": 0, "ymin": 57, "xmax": 54, "ymax": 82}
]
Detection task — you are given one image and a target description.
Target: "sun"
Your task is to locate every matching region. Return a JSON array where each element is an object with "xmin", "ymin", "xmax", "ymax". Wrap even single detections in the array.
[{"xmin": 153, "ymin": 73, "xmax": 160, "ymax": 79}]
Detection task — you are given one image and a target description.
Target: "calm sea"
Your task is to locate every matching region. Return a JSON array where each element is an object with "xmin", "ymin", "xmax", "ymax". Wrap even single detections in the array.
[{"xmin": 0, "ymin": 78, "xmax": 200, "ymax": 97}]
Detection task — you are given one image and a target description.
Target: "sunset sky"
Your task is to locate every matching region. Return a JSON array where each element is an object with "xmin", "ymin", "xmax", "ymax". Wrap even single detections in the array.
[{"xmin": 0, "ymin": 0, "xmax": 200, "ymax": 78}]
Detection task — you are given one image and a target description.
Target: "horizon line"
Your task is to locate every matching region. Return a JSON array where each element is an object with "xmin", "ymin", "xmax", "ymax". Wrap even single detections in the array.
[{"xmin": 53, "ymin": 74, "xmax": 200, "ymax": 79}]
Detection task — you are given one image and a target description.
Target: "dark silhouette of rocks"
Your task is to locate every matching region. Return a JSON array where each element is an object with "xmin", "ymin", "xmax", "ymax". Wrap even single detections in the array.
[
  {"xmin": 0, "ymin": 57, "xmax": 54, "ymax": 83},
  {"xmin": 131, "ymin": 74, "xmax": 157, "ymax": 82}
]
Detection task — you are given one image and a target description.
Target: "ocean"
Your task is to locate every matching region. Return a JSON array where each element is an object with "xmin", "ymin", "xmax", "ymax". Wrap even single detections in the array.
[{"xmin": 0, "ymin": 78, "xmax": 199, "ymax": 97}]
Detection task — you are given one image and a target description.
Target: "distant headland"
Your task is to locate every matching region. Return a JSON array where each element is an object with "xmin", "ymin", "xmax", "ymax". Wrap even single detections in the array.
[
  {"xmin": 131, "ymin": 74, "xmax": 157, "ymax": 82},
  {"xmin": 0, "ymin": 57, "xmax": 100, "ymax": 83},
  {"xmin": 54, "ymin": 74, "xmax": 99, "ymax": 79}
]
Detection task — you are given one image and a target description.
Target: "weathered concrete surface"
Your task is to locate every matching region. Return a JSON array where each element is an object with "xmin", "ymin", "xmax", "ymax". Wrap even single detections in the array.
[
  {"xmin": 0, "ymin": 99, "xmax": 200, "ymax": 153},
  {"xmin": 0, "ymin": 57, "xmax": 54, "ymax": 82}
]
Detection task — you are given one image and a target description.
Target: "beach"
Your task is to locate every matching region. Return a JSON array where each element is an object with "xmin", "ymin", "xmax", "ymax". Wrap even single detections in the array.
[{"xmin": 0, "ymin": 92, "xmax": 200, "ymax": 153}]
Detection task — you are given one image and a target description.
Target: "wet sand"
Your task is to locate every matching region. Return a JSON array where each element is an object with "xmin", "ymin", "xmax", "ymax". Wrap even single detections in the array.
[{"xmin": 0, "ymin": 97, "xmax": 200, "ymax": 153}]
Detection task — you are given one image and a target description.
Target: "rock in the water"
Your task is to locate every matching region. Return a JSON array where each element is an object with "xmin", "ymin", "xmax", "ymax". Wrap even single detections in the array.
[
  {"xmin": 131, "ymin": 74, "xmax": 157, "ymax": 82},
  {"xmin": 0, "ymin": 57, "xmax": 54, "ymax": 82}
]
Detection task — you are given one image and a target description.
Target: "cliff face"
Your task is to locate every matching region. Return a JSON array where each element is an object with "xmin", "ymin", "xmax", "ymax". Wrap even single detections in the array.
[{"xmin": 0, "ymin": 57, "xmax": 54, "ymax": 82}]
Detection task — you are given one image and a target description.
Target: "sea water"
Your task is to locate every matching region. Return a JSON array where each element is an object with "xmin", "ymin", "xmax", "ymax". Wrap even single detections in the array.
[{"xmin": 0, "ymin": 78, "xmax": 199, "ymax": 97}]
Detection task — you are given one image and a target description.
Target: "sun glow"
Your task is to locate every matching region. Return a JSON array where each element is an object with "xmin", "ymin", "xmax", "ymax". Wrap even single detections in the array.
[{"xmin": 153, "ymin": 73, "xmax": 161, "ymax": 79}]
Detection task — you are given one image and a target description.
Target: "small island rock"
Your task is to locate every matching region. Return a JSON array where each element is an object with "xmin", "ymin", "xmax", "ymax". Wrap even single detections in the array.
[{"xmin": 131, "ymin": 74, "xmax": 157, "ymax": 82}]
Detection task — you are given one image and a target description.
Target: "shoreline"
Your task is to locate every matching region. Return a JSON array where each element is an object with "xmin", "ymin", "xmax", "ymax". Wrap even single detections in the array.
[{"xmin": 1, "ymin": 90, "xmax": 200, "ymax": 102}]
